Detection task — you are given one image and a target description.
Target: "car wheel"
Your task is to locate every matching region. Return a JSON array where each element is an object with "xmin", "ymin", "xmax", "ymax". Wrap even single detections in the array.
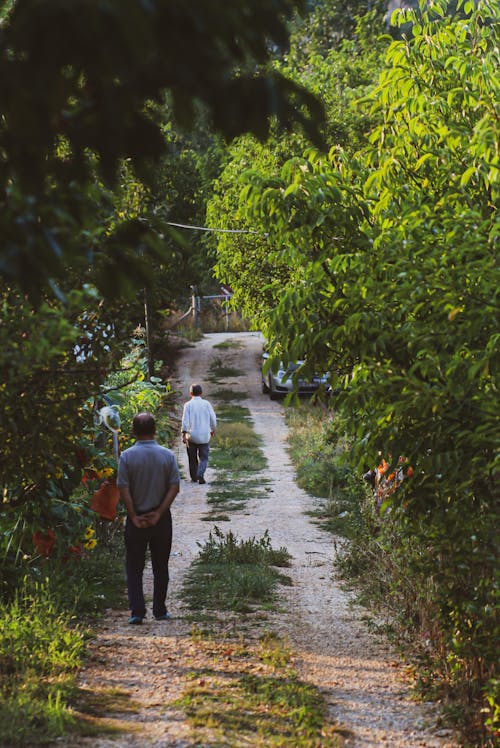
[
  {"xmin": 269, "ymin": 377, "xmax": 280, "ymax": 400},
  {"xmin": 262, "ymin": 377, "xmax": 270, "ymax": 394}
]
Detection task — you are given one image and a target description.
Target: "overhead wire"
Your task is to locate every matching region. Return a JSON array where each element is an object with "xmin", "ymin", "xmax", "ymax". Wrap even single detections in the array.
[{"xmin": 166, "ymin": 221, "xmax": 268, "ymax": 236}]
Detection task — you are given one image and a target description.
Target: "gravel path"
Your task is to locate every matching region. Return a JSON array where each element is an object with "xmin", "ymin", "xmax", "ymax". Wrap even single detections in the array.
[{"xmin": 73, "ymin": 331, "xmax": 458, "ymax": 748}]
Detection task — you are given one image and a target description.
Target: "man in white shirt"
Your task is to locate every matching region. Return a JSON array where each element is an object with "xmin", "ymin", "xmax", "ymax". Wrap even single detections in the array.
[{"xmin": 181, "ymin": 384, "xmax": 217, "ymax": 484}]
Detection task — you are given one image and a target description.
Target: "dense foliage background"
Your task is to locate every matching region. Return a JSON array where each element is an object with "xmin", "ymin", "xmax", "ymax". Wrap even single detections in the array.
[{"xmin": 0, "ymin": 0, "xmax": 497, "ymax": 743}]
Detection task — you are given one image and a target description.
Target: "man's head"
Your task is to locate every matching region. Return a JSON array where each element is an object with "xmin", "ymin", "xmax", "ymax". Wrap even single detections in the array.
[
  {"xmin": 190, "ymin": 384, "xmax": 203, "ymax": 397},
  {"xmin": 133, "ymin": 412, "xmax": 156, "ymax": 438}
]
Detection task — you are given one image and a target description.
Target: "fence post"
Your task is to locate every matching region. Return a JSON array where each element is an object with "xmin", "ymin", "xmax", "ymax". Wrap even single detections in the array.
[{"xmin": 190, "ymin": 285, "xmax": 199, "ymax": 327}]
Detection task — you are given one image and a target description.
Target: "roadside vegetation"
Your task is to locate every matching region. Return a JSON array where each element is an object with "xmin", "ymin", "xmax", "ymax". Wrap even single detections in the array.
[
  {"xmin": 286, "ymin": 403, "xmax": 498, "ymax": 746},
  {"xmin": 0, "ymin": 536, "xmax": 127, "ymax": 745},
  {"xmin": 0, "ymin": 335, "xmax": 176, "ymax": 745},
  {"xmin": 287, "ymin": 407, "xmax": 367, "ymax": 538},
  {"xmin": 206, "ymin": 2, "xmax": 498, "ymax": 744}
]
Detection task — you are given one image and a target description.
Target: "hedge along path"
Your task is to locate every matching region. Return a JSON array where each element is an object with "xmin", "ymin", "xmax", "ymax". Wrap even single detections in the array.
[{"xmin": 71, "ymin": 331, "xmax": 457, "ymax": 748}]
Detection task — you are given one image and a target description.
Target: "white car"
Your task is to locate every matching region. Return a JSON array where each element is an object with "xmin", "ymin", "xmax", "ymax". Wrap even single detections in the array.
[{"xmin": 261, "ymin": 352, "xmax": 329, "ymax": 400}]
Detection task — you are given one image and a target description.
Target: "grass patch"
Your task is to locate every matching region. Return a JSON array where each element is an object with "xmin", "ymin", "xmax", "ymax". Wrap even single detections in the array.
[
  {"xmin": 181, "ymin": 528, "xmax": 291, "ymax": 616},
  {"xmin": 75, "ymin": 686, "xmax": 141, "ymax": 717},
  {"xmin": 215, "ymin": 421, "xmax": 261, "ymax": 448},
  {"xmin": 201, "ymin": 513, "xmax": 231, "ymax": 522},
  {"xmin": 0, "ymin": 530, "xmax": 127, "ymax": 745},
  {"xmin": 210, "ymin": 405, "xmax": 267, "ymax": 475},
  {"xmin": 0, "ymin": 581, "xmax": 86, "ymax": 745},
  {"xmin": 175, "ymin": 631, "xmax": 344, "ymax": 747},
  {"xmin": 210, "ymin": 445, "xmax": 267, "ymax": 473},
  {"xmin": 213, "ymin": 340, "xmax": 244, "ymax": 350},
  {"xmin": 208, "ymin": 356, "xmax": 244, "ymax": 382},
  {"xmin": 213, "ymin": 388, "xmax": 248, "ymax": 402},
  {"xmin": 205, "ymin": 477, "xmax": 272, "ymax": 517},
  {"xmin": 286, "ymin": 405, "xmax": 366, "ymax": 538},
  {"xmin": 216, "ymin": 402, "xmax": 253, "ymax": 422}
]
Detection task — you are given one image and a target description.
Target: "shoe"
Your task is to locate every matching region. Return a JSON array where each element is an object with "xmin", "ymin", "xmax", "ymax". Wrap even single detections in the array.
[
  {"xmin": 128, "ymin": 616, "xmax": 143, "ymax": 625},
  {"xmin": 198, "ymin": 477, "xmax": 206, "ymax": 484},
  {"xmin": 154, "ymin": 612, "xmax": 171, "ymax": 621}
]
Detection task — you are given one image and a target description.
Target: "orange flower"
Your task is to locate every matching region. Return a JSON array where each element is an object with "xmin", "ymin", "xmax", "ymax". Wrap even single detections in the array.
[
  {"xmin": 378, "ymin": 459, "xmax": 389, "ymax": 475},
  {"xmin": 407, "ymin": 466, "xmax": 414, "ymax": 477}
]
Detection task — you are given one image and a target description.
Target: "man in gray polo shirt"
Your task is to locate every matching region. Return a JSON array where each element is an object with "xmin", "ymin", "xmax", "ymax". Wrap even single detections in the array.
[{"xmin": 117, "ymin": 412, "xmax": 180, "ymax": 624}]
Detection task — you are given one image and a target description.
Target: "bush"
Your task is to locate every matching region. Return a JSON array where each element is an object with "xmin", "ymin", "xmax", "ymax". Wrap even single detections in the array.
[
  {"xmin": 287, "ymin": 404, "xmax": 499, "ymax": 745},
  {"xmin": 286, "ymin": 406, "xmax": 367, "ymax": 537},
  {"xmin": 0, "ymin": 580, "xmax": 85, "ymax": 745}
]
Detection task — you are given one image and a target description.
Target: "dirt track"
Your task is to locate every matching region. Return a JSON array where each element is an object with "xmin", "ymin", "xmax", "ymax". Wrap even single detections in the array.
[{"xmin": 74, "ymin": 331, "xmax": 457, "ymax": 748}]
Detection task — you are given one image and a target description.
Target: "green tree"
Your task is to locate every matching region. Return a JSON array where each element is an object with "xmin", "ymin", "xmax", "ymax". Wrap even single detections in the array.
[
  {"xmin": 208, "ymin": 11, "xmax": 387, "ymax": 318},
  {"xmin": 292, "ymin": 0, "xmax": 389, "ymax": 58},
  {"xmin": 0, "ymin": 0, "xmax": 324, "ymax": 299},
  {"xmin": 223, "ymin": 0, "xmax": 499, "ymax": 732},
  {"xmin": 208, "ymin": 134, "xmax": 301, "ymax": 327}
]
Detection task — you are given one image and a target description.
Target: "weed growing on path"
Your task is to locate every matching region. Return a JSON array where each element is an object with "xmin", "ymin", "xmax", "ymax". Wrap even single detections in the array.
[
  {"xmin": 180, "ymin": 528, "xmax": 291, "ymax": 618},
  {"xmin": 211, "ymin": 404, "xmax": 266, "ymax": 474},
  {"xmin": 205, "ymin": 477, "xmax": 272, "ymax": 519},
  {"xmin": 212, "ymin": 388, "xmax": 248, "ymax": 401},
  {"xmin": 175, "ymin": 630, "xmax": 344, "ymax": 747}
]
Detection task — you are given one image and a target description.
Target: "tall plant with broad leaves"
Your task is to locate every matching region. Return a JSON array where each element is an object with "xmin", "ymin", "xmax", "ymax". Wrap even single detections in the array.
[{"xmin": 223, "ymin": 0, "xmax": 499, "ymax": 739}]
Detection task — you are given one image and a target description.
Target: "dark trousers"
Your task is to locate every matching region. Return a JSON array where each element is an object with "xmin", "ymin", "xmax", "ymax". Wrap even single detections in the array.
[
  {"xmin": 124, "ymin": 511, "xmax": 172, "ymax": 619},
  {"xmin": 186, "ymin": 440, "xmax": 210, "ymax": 481}
]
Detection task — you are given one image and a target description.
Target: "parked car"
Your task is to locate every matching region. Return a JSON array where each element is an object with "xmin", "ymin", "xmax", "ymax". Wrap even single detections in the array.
[{"xmin": 261, "ymin": 352, "xmax": 329, "ymax": 400}]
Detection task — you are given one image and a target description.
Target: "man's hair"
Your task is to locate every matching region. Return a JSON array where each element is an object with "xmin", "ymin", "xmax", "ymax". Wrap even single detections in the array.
[
  {"xmin": 190, "ymin": 384, "xmax": 203, "ymax": 397},
  {"xmin": 133, "ymin": 412, "xmax": 156, "ymax": 437}
]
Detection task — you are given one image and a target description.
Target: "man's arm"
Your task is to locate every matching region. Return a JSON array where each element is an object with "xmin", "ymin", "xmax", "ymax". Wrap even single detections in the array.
[
  {"xmin": 119, "ymin": 486, "xmax": 148, "ymax": 528},
  {"xmin": 209, "ymin": 402, "xmax": 217, "ymax": 436},
  {"xmin": 181, "ymin": 402, "xmax": 190, "ymax": 443}
]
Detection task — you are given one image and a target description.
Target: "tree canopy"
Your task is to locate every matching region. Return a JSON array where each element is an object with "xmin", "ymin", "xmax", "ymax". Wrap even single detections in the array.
[{"xmin": 0, "ymin": 0, "xmax": 325, "ymax": 298}]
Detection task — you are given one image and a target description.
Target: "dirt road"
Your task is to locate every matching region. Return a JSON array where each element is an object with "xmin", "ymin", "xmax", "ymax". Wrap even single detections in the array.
[{"xmin": 75, "ymin": 331, "xmax": 457, "ymax": 748}]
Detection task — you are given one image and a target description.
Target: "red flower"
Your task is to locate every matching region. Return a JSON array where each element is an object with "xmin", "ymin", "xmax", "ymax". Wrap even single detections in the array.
[
  {"xmin": 33, "ymin": 529, "xmax": 55, "ymax": 558},
  {"xmin": 82, "ymin": 468, "xmax": 98, "ymax": 486},
  {"xmin": 62, "ymin": 544, "xmax": 83, "ymax": 564}
]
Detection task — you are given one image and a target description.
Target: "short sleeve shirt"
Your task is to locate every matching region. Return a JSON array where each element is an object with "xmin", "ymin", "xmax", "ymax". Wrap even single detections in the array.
[{"xmin": 117, "ymin": 440, "xmax": 180, "ymax": 514}]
